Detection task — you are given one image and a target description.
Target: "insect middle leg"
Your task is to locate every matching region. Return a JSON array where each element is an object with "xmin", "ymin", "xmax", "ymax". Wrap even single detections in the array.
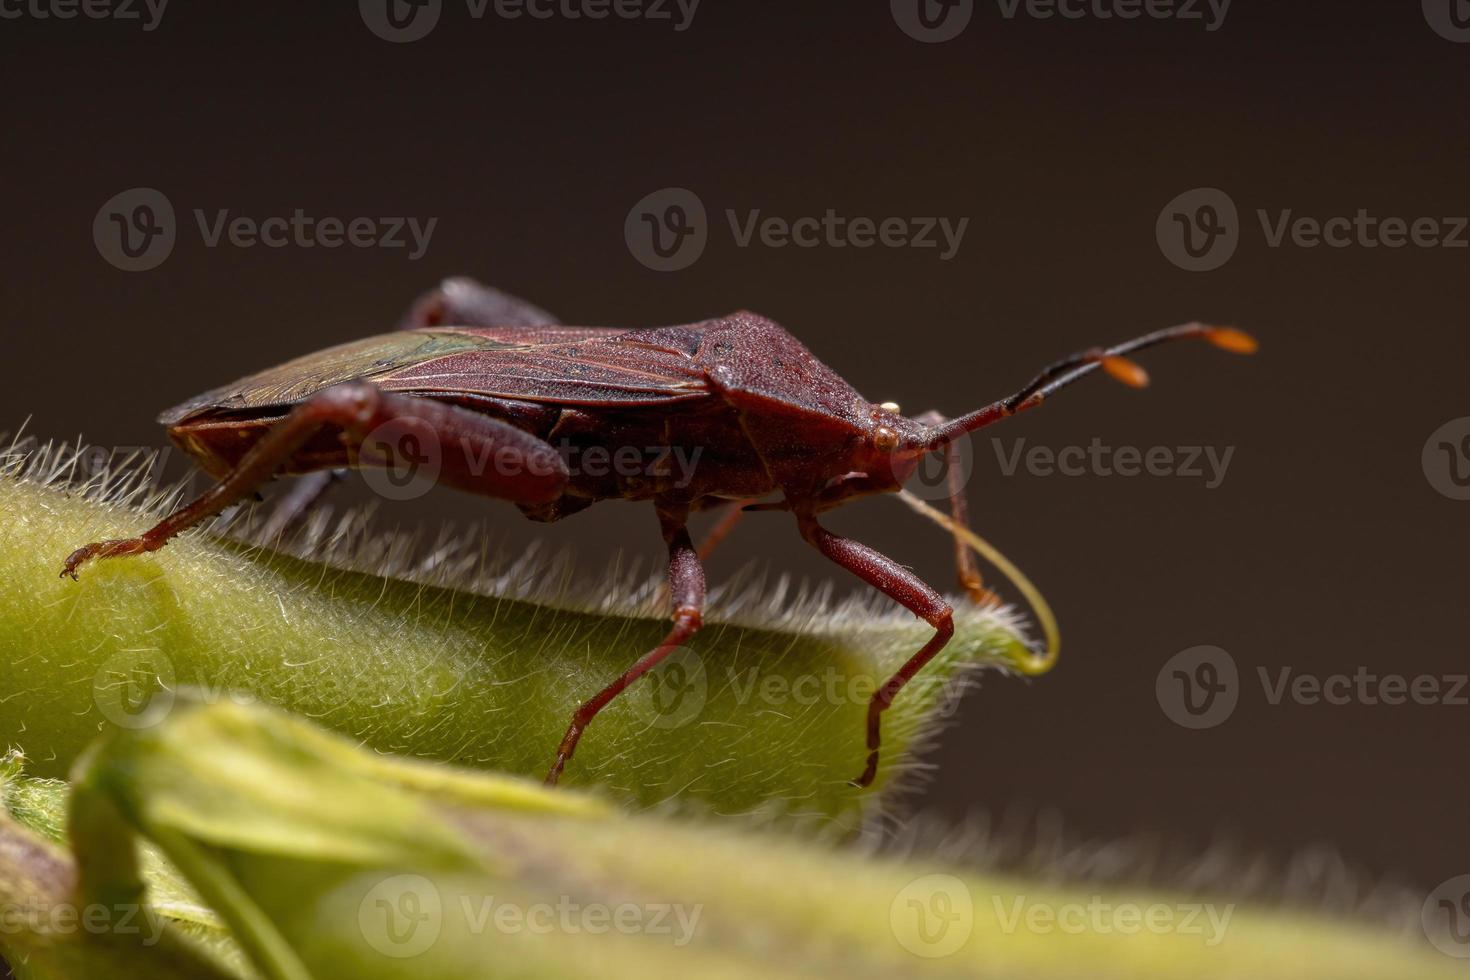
[
  {"xmin": 797, "ymin": 512, "xmax": 954, "ymax": 788},
  {"xmin": 546, "ymin": 505, "xmax": 705, "ymax": 786},
  {"xmin": 249, "ymin": 468, "xmax": 345, "ymax": 543},
  {"xmin": 61, "ymin": 384, "xmax": 567, "ymax": 579}
]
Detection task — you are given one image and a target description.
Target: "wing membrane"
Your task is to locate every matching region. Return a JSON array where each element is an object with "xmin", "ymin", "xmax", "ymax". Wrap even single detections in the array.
[
  {"xmin": 378, "ymin": 327, "xmax": 709, "ymax": 405},
  {"xmin": 160, "ymin": 325, "xmax": 712, "ymax": 424}
]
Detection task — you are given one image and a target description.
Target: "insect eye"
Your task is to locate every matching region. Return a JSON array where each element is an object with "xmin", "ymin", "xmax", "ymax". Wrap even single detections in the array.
[{"xmin": 873, "ymin": 425, "xmax": 900, "ymax": 452}]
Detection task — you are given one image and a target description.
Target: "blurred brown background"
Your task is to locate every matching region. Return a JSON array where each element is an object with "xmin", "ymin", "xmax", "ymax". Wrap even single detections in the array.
[{"xmin": 2, "ymin": 0, "xmax": 1465, "ymax": 895}]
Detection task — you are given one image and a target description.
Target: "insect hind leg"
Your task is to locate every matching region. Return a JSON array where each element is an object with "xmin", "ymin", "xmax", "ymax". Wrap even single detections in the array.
[
  {"xmin": 61, "ymin": 384, "xmax": 568, "ymax": 580},
  {"xmin": 399, "ymin": 277, "xmax": 557, "ymax": 329}
]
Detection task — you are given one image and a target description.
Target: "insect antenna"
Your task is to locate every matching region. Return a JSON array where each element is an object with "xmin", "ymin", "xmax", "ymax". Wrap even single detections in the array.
[{"xmin": 924, "ymin": 322, "xmax": 1257, "ymax": 450}]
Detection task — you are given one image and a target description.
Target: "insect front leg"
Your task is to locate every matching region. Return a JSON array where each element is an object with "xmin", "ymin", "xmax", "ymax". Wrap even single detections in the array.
[
  {"xmin": 61, "ymin": 384, "xmax": 567, "ymax": 579},
  {"xmin": 545, "ymin": 505, "xmax": 706, "ymax": 786},
  {"xmin": 913, "ymin": 410, "xmax": 996, "ymax": 607},
  {"xmin": 797, "ymin": 512, "xmax": 955, "ymax": 789}
]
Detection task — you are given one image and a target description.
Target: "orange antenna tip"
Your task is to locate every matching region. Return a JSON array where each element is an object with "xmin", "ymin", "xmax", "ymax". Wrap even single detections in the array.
[
  {"xmin": 1205, "ymin": 326, "xmax": 1259, "ymax": 355},
  {"xmin": 1102, "ymin": 355, "xmax": 1150, "ymax": 388}
]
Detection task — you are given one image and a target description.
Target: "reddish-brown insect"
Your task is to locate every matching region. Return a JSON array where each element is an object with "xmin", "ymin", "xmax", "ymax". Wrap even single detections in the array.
[{"xmin": 61, "ymin": 278, "xmax": 1257, "ymax": 787}]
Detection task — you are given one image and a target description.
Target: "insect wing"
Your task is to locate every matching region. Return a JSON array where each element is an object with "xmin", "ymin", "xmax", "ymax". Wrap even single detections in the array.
[
  {"xmin": 376, "ymin": 325, "xmax": 711, "ymax": 406},
  {"xmin": 159, "ymin": 324, "xmax": 715, "ymax": 424}
]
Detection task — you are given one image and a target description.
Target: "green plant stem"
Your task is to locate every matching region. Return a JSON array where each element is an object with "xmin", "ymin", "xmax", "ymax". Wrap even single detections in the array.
[
  {"xmin": 1, "ymin": 468, "xmax": 1033, "ymax": 823},
  {"xmin": 2, "ymin": 699, "xmax": 1456, "ymax": 980}
]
